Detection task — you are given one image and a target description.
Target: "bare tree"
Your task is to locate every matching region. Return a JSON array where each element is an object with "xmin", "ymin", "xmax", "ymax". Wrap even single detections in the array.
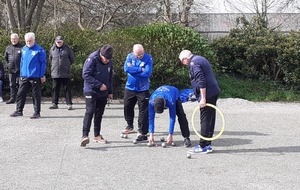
[{"xmin": 3, "ymin": 0, "xmax": 46, "ymax": 32}]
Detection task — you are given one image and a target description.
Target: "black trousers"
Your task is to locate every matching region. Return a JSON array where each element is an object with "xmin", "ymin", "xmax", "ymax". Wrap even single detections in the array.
[
  {"xmin": 8, "ymin": 73, "xmax": 19, "ymax": 100},
  {"xmin": 16, "ymin": 78, "xmax": 41, "ymax": 114},
  {"xmin": 82, "ymin": 94, "xmax": 107, "ymax": 137},
  {"xmin": 51, "ymin": 78, "xmax": 72, "ymax": 105},
  {"xmin": 176, "ymin": 99, "xmax": 190, "ymax": 138},
  {"xmin": 123, "ymin": 89, "xmax": 149, "ymax": 134},
  {"xmin": 199, "ymin": 94, "xmax": 219, "ymax": 148}
]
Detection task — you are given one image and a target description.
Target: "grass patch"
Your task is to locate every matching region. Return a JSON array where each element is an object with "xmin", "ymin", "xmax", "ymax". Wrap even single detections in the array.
[{"xmin": 217, "ymin": 75, "xmax": 300, "ymax": 102}]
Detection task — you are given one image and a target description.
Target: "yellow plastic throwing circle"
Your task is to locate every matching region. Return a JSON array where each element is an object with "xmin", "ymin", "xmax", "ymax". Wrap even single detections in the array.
[{"xmin": 191, "ymin": 103, "xmax": 225, "ymax": 141}]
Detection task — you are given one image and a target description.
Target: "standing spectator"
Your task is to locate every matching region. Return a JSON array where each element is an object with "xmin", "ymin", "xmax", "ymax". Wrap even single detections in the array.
[
  {"xmin": 80, "ymin": 45, "xmax": 113, "ymax": 147},
  {"xmin": 4, "ymin": 33, "xmax": 23, "ymax": 104},
  {"xmin": 122, "ymin": 44, "xmax": 153, "ymax": 142},
  {"xmin": 49, "ymin": 36, "xmax": 75, "ymax": 110},
  {"xmin": 148, "ymin": 85, "xmax": 192, "ymax": 147},
  {"xmin": 179, "ymin": 50, "xmax": 220, "ymax": 154},
  {"xmin": 0, "ymin": 61, "xmax": 4, "ymax": 102},
  {"xmin": 10, "ymin": 32, "xmax": 47, "ymax": 119}
]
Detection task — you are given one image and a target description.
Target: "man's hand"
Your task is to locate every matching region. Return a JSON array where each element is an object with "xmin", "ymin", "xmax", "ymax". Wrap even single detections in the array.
[
  {"xmin": 100, "ymin": 84, "xmax": 107, "ymax": 91},
  {"xmin": 40, "ymin": 76, "xmax": 46, "ymax": 83},
  {"xmin": 167, "ymin": 134, "xmax": 173, "ymax": 144},
  {"xmin": 199, "ymin": 98, "xmax": 206, "ymax": 108},
  {"xmin": 107, "ymin": 94, "xmax": 113, "ymax": 100}
]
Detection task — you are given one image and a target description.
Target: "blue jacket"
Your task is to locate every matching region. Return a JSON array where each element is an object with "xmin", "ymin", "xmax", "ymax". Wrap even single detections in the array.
[
  {"xmin": 149, "ymin": 85, "xmax": 180, "ymax": 134},
  {"xmin": 82, "ymin": 49, "xmax": 113, "ymax": 97},
  {"xmin": 20, "ymin": 43, "xmax": 46, "ymax": 78},
  {"xmin": 124, "ymin": 52, "xmax": 152, "ymax": 92},
  {"xmin": 189, "ymin": 55, "xmax": 220, "ymax": 99}
]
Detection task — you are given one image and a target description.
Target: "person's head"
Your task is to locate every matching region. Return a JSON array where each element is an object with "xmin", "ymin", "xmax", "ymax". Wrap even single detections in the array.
[
  {"xmin": 10, "ymin": 33, "xmax": 19, "ymax": 45},
  {"xmin": 24, "ymin": 32, "xmax": 36, "ymax": 48},
  {"xmin": 133, "ymin": 44, "xmax": 144, "ymax": 59},
  {"xmin": 154, "ymin": 97, "xmax": 165, "ymax": 114},
  {"xmin": 179, "ymin": 50, "xmax": 193, "ymax": 65},
  {"xmin": 100, "ymin": 45, "xmax": 113, "ymax": 64},
  {"xmin": 55, "ymin": 36, "xmax": 64, "ymax": 47}
]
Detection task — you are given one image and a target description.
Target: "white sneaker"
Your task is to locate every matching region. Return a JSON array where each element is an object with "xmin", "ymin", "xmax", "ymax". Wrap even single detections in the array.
[{"xmin": 0, "ymin": 97, "xmax": 3, "ymax": 102}]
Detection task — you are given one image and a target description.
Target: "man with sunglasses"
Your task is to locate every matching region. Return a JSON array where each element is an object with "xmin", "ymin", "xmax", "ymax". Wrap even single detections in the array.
[
  {"xmin": 122, "ymin": 44, "xmax": 153, "ymax": 142},
  {"xmin": 148, "ymin": 85, "xmax": 191, "ymax": 147},
  {"xmin": 49, "ymin": 36, "xmax": 75, "ymax": 110}
]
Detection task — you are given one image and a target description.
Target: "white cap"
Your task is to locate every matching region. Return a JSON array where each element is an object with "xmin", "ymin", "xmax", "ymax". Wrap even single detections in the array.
[{"xmin": 179, "ymin": 50, "xmax": 193, "ymax": 61}]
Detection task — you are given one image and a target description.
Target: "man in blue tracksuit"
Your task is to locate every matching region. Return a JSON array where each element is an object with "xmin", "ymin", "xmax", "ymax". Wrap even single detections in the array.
[
  {"xmin": 10, "ymin": 32, "xmax": 46, "ymax": 119},
  {"xmin": 179, "ymin": 50, "xmax": 220, "ymax": 154},
  {"xmin": 122, "ymin": 44, "xmax": 152, "ymax": 141},
  {"xmin": 80, "ymin": 45, "xmax": 113, "ymax": 147},
  {"xmin": 149, "ymin": 85, "xmax": 191, "ymax": 147}
]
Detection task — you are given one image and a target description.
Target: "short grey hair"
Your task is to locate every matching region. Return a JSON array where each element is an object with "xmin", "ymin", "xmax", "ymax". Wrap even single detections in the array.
[
  {"xmin": 25, "ymin": 32, "xmax": 35, "ymax": 40},
  {"xmin": 133, "ymin": 44, "xmax": 144, "ymax": 52},
  {"xmin": 179, "ymin": 50, "xmax": 193, "ymax": 61},
  {"xmin": 10, "ymin": 33, "xmax": 19, "ymax": 39}
]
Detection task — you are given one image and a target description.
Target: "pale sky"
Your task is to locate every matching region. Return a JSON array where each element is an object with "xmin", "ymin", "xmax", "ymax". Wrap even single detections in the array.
[{"xmin": 192, "ymin": 0, "xmax": 300, "ymax": 13}]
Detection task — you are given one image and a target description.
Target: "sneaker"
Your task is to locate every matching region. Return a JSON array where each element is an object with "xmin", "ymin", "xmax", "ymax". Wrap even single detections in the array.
[
  {"xmin": 184, "ymin": 137, "xmax": 192, "ymax": 147},
  {"xmin": 94, "ymin": 135, "xmax": 107, "ymax": 144},
  {"xmin": 67, "ymin": 105, "xmax": 73, "ymax": 110},
  {"xmin": 81, "ymin": 136, "xmax": 90, "ymax": 147},
  {"xmin": 49, "ymin": 103, "xmax": 58, "ymax": 109},
  {"xmin": 6, "ymin": 99, "xmax": 16, "ymax": 104},
  {"xmin": 136, "ymin": 134, "xmax": 148, "ymax": 141},
  {"xmin": 30, "ymin": 112, "xmax": 40, "ymax": 119},
  {"xmin": 122, "ymin": 126, "xmax": 135, "ymax": 134},
  {"xmin": 0, "ymin": 97, "xmax": 3, "ymax": 102},
  {"xmin": 10, "ymin": 111, "xmax": 23, "ymax": 117},
  {"xmin": 187, "ymin": 145, "xmax": 213, "ymax": 154}
]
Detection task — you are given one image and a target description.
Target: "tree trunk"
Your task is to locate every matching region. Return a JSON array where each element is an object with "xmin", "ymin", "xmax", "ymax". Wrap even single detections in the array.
[
  {"xmin": 163, "ymin": 0, "xmax": 171, "ymax": 23},
  {"xmin": 32, "ymin": 0, "xmax": 46, "ymax": 32},
  {"xmin": 180, "ymin": 0, "xmax": 193, "ymax": 27},
  {"xmin": 5, "ymin": 0, "xmax": 17, "ymax": 30}
]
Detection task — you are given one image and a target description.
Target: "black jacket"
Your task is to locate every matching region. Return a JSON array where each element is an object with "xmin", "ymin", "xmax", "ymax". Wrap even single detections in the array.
[
  {"xmin": 49, "ymin": 44, "xmax": 74, "ymax": 78},
  {"xmin": 82, "ymin": 49, "xmax": 113, "ymax": 97},
  {"xmin": 4, "ymin": 43, "xmax": 23, "ymax": 74}
]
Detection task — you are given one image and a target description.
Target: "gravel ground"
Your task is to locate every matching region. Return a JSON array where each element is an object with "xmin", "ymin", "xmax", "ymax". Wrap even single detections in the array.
[{"xmin": 0, "ymin": 98, "xmax": 300, "ymax": 190}]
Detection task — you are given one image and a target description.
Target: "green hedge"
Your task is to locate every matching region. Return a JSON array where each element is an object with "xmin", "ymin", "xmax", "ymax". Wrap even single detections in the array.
[
  {"xmin": 211, "ymin": 16, "xmax": 300, "ymax": 90},
  {"xmin": 0, "ymin": 23, "xmax": 214, "ymax": 98}
]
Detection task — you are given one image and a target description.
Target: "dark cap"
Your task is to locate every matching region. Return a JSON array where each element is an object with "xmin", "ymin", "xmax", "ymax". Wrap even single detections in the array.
[
  {"xmin": 154, "ymin": 97, "xmax": 165, "ymax": 114},
  {"xmin": 55, "ymin": 36, "xmax": 64, "ymax": 42},
  {"xmin": 100, "ymin": 45, "xmax": 113, "ymax": 59}
]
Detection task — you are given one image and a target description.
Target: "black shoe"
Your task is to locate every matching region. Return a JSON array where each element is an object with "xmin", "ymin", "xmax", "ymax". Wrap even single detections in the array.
[
  {"xmin": 6, "ymin": 99, "xmax": 16, "ymax": 104},
  {"xmin": 136, "ymin": 134, "xmax": 148, "ymax": 141},
  {"xmin": 184, "ymin": 137, "xmax": 192, "ymax": 147},
  {"xmin": 30, "ymin": 112, "xmax": 40, "ymax": 119},
  {"xmin": 10, "ymin": 111, "xmax": 23, "ymax": 117}
]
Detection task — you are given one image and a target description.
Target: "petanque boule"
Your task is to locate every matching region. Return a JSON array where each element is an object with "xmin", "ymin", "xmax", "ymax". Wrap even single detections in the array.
[
  {"xmin": 161, "ymin": 142, "xmax": 166, "ymax": 147},
  {"xmin": 187, "ymin": 153, "xmax": 192, "ymax": 159},
  {"xmin": 132, "ymin": 139, "xmax": 137, "ymax": 144}
]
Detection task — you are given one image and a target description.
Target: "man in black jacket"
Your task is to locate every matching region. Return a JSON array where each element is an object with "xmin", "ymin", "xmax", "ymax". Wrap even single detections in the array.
[
  {"xmin": 49, "ymin": 36, "xmax": 75, "ymax": 110},
  {"xmin": 80, "ymin": 45, "xmax": 113, "ymax": 147},
  {"xmin": 4, "ymin": 33, "xmax": 23, "ymax": 104}
]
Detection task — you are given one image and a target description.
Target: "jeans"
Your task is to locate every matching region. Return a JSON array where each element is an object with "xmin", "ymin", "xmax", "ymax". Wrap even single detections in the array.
[
  {"xmin": 176, "ymin": 99, "xmax": 190, "ymax": 138},
  {"xmin": 199, "ymin": 94, "xmax": 219, "ymax": 148},
  {"xmin": 123, "ymin": 89, "xmax": 149, "ymax": 134},
  {"xmin": 16, "ymin": 78, "xmax": 42, "ymax": 114},
  {"xmin": 51, "ymin": 78, "xmax": 72, "ymax": 105},
  {"xmin": 82, "ymin": 93, "xmax": 107, "ymax": 137},
  {"xmin": 9, "ymin": 73, "xmax": 19, "ymax": 100}
]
